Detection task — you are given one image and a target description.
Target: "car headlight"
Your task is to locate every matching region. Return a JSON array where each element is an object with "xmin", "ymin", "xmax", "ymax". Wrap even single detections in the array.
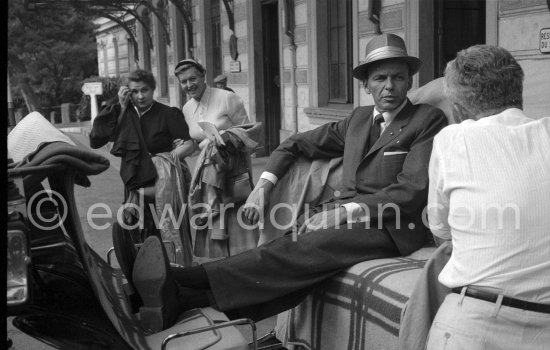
[
  {"xmin": 7, "ymin": 229, "xmax": 31, "ymax": 307},
  {"xmin": 7, "ymin": 172, "xmax": 31, "ymax": 308}
]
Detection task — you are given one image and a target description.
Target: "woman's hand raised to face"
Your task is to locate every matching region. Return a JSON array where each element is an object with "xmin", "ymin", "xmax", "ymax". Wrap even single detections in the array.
[{"xmin": 118, "ymin": 86, "xmax": 131, "ymax": 110}]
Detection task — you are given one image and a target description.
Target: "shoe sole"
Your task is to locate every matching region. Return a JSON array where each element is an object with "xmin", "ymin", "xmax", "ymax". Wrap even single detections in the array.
[{"xmin": 133, "ymin": 236, "xmax": 169, "ymax": 334}]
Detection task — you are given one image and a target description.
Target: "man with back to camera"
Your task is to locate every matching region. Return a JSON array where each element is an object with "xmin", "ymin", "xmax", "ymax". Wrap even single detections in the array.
[
  {"xmin": 425, "ymin": 44, "xmax": 550, "ymax": 349},
  {"xmin": 127, "ymin": 34, "xmax": 449, "ymax": 333}
]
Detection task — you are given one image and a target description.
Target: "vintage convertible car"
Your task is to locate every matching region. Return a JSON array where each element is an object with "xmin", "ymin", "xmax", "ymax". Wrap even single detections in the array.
[{"xmin": 6, "ymin": 113, "xmax": 260, "ymax": 350}]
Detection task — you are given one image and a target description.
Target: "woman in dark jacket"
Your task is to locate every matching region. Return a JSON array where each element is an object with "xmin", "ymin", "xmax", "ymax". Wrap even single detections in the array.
[{"xmin": 89, "ymin": 69, "xmax": 195, "ymax": 268}]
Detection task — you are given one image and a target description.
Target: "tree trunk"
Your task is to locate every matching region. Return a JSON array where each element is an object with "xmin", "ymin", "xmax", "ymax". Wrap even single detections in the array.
[{"xmin": 18, "ymin": 78, "xmax": 43, "ymax": 115}]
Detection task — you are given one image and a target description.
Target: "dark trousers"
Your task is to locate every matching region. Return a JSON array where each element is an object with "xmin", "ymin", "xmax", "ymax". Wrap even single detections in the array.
[{"xmin": 203, "ymin": 221, "xmax": 400, "ymax": 321}]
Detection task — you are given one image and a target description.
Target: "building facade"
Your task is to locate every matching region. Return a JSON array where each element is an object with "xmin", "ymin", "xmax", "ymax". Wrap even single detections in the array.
[{"xmin": 94, "ymin": 0, "xmax": 550, "ymax": 155}]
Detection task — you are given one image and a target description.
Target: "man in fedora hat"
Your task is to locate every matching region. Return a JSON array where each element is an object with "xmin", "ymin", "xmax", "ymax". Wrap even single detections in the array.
[
  {"xmin": 129, "ymin": 33, "xmax": 448, "ymax": 332},
  {"xmin": 213, "ymin": 74, "xmax": 235, "ymax": 93}
]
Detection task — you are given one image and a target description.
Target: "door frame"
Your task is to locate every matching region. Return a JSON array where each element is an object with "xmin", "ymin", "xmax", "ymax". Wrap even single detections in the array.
[
  {"xmin": 251, "ymin": 0, "xmax": 281, "ymax": 156},
  {"xmin": 406, "ymin": 0, "xmax": 494, "ymax": 86}
]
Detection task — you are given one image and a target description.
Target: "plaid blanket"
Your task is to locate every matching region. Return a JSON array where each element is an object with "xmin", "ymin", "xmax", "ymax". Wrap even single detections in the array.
[{"xmin": 276, "ymin": 246, "xmax": 436, "ymax": 350}]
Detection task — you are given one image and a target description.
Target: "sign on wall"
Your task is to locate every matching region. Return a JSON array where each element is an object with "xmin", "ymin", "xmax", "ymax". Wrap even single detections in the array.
[
  {"xmin": 230, "ymin": 61, "xmax": 241, "ymax": 73},
  {"xmin": 540, "ymin": 28, "xmax": 550, "ymax": 54}
]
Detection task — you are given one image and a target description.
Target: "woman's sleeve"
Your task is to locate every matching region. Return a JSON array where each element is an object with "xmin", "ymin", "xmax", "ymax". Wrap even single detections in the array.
[
  {"xmin": 89, "ymin": 103, "xmax": 120, "ymax": 149},
  {"xmin": 167, "ymin": 107, "xmax": 191, "ymax": 141}
]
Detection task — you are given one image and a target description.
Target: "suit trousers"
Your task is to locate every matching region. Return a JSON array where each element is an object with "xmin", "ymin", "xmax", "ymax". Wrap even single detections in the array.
[{"xmin": 203, "ymin": 221, "xmax": 400, "ymax": 321}]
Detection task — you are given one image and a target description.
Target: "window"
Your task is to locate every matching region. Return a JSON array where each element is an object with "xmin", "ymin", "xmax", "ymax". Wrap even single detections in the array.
[
  {"xmin": 305, "ymin": 0, "xmax": 353, "ymax": 121},
  {"xmin": 328, "ymin": 0, "xmax": 352, "ymax": 104}
]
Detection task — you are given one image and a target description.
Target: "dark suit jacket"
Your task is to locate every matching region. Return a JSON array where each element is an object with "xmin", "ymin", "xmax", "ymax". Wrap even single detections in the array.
[{"xmin": 265, "ymin": 100, "xmax": 448, "ymax": 255}]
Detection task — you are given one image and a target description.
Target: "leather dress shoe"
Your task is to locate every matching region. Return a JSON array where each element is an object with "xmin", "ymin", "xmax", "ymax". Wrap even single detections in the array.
[{"xmin": 133, "ymin": 236, "xmax": 182, "ymax": 334}]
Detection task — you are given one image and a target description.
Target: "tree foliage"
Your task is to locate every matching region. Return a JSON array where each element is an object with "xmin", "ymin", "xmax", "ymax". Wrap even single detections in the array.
[{"xmin": 8, "ymin": 0, "xmax": 98, "ymax": 113}]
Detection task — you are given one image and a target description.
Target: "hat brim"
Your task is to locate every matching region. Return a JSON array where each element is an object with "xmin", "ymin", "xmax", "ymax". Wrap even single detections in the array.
[
  {"xmin": 174, "ymin": 59, "xmax": 206, "ymax": 76},
  {"xmin": 352, "ymin": 56, "xmax": 422, "ymax": 80}
]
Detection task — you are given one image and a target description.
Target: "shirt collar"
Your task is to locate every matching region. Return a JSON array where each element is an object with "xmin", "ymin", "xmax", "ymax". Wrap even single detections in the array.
[
  {"xmin": 196, "ymin": 85, "xmax": 211, "ymax": 104},
  {"xmin": 134, "ymin": 100, "xmax": 156, "ymax": 118},
  {"xmin": 373, "ymin": 99, "xmax": 408, "ymax": 126}
]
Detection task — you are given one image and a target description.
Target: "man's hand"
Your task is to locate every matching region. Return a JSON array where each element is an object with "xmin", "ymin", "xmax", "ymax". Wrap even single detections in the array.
[
  {"xmin": 297, "ymin": 207, "xmax": 348, "ymax": 235},
  {"xmin": 198, "ymin": 138, "xmax": 211, "ymax": 150},
  {"xmin": 243, "ymin": 178, "xmax": 275, "ymax": 224},
  {"xmin": 173, "ymin": 139, "xmax": 197, "ymax": 162}
]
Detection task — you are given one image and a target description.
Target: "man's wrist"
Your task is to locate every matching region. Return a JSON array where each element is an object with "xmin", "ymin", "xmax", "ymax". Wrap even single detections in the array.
[
  {"xmin": 259, "ymin": 171, "xmax": 278, "ymax": 185},
  {"xmin": 256, "ymin": 177, "xmax": 275, "ymax": 190},
  {"xmin": 341, "ymin": 202, "xmax": 368, "ymax": 223}
]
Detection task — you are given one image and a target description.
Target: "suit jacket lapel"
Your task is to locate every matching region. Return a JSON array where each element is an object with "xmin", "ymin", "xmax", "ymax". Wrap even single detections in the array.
[
  {"xmin": 358, "ymin": 110, "xmax": 375, "ymax": 157},
  {"xmin": 342, "ymin": 106, "xmax": 373, "ymax": 190},
  {"xmin": 363, "ymin": 100, "xmax": 414, "ymax": 159}
]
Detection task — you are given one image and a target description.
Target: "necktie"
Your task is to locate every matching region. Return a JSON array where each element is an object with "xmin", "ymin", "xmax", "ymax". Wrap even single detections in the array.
[{"xmin": 368, "ymin": 114, "xmax": 384, "ymax": 150}]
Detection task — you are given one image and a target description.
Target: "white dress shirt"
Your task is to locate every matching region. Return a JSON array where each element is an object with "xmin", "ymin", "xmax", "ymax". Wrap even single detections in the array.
[
  {"xmin": 428, "ymin": 108, "xmax": 550, "ymax": 302},
  {"xmin": 182, "ymin": 86, "xmax": 249, "ymax": 146}
]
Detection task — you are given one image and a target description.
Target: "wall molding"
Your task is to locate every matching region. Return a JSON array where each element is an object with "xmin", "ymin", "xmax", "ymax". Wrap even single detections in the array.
[
  {"xmin": 304, "ymin": 106, "xmax": 352, "ymax": 123},
  {"xmin": 500, "ymin": 4, "xmax": 548, "ymax": 18}
]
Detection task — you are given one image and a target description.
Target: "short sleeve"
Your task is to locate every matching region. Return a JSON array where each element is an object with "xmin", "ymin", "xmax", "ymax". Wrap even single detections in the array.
[{"xmin": 167, "ymin": 107, "xmax": 191, "ymax": 141}]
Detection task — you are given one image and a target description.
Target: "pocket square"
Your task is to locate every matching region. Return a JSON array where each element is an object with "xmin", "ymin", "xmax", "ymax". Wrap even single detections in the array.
[{"xmin": 384, "ymin": 151, "xmax": 408, "ymax": 156}]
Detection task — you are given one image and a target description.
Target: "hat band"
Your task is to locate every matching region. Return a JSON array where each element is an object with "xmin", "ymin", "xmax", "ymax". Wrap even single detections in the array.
[
  {"xmin": 174, "ymin": 59, "xmax": 205, "ymax": 75},
  {"xmin": 366, "ymin": 46, "xmax": 409, "ymax": 63},
  {"xmin": 174, "ymin": 64, "xmax": 193, "ymax": 75}
]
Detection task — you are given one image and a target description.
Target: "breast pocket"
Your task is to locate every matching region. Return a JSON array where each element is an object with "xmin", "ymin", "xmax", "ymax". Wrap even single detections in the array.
[{"xmin": 381, "ymin": 152, "xmax": 407, "ymax": 180}]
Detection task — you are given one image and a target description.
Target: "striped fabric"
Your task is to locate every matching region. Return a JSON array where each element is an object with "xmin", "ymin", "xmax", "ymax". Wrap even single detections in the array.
[{"xmin": 277, "ymin": 247, "xmax": 436, "ymax": 350}]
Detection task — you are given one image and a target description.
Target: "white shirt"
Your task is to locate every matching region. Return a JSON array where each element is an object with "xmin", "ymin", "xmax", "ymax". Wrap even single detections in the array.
[
  {"xmin": 428, "ymin": 108, "xmax": 550, "ymax": 303},
  {"xmin": 260, "ymin": 99, "xmax": 407, "ymax": 222},
  {"xmin": 182, "ymin": 86, "xmax": 249, "ymax": 144}
]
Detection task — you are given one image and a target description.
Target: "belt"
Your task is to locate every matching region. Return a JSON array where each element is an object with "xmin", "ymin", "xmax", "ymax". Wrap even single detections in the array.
[{"xmin": 452, "ymin": 287, "xmax": 550, "ymax": 314}]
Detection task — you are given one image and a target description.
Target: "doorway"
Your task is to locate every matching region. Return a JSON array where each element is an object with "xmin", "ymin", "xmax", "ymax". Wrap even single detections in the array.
[
  {"xmin": 435, "ymin": 0, "xmax": 486, "ymax": 76},
  {"xmin": 260, "ymin": 1, "xmax": 281, "ymax": 155}
]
